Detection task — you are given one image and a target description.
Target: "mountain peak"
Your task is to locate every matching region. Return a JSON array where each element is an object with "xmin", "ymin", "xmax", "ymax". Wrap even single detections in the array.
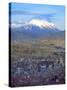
[{"xmin": 29, "ymin": 19, "xmax": 56, "ymax": 29}]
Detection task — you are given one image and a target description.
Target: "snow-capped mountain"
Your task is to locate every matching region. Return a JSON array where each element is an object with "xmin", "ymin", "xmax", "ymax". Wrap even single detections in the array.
[
  {"xmin": 11, "ymin": 19, "xmax": 57, "ymax": 30},
  {"xmin": 10, "ymin": 19, "xmax": 65, "ymax": 41},
  {"xmin": 29, "ymin": 19, "xmax": 56, "ymax": 29}
]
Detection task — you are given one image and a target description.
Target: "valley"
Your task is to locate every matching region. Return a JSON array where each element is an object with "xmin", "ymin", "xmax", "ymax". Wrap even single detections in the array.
[{"xmin": 11, "ymin": 38, "xmax": 65, "ymax": 87}]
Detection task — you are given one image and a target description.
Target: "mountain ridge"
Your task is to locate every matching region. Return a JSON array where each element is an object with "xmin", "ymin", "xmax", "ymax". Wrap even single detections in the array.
[{"xmin": 11, "ymin": 25, "xmax": 65, "ymax": 41}]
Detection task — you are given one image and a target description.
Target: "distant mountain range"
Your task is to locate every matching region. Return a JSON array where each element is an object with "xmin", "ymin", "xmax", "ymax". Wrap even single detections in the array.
[{"xmin": 10, "ymin": 19, "xmax": 65, "ymax": 41}]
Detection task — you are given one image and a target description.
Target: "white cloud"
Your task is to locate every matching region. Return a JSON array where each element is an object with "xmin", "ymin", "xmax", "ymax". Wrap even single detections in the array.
[{"xmin": 11, "ymin": 23, "xmax": 22, "ymax": 28}]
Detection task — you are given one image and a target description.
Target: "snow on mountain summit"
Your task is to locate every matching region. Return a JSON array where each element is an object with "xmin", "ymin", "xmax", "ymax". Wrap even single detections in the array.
[
  {"xmin": 29, "ymin": 19, "xmax": 56, "ymax": 29},
  {"xmin": 11, "ymin": 19, "xmax": 57, "ymax": 30}
]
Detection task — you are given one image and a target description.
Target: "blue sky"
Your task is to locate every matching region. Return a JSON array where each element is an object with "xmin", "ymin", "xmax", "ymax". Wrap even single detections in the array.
[{"xmin": 10, "ymin": 3, "xmax": 65, "ymax": 30}]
